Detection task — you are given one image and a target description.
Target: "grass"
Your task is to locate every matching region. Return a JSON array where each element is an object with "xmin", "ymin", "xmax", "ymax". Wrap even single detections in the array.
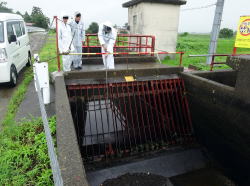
[
  {"xmin": 0, "ymin": 117, "xmax": 56, "ymax": 186},
  {"xmin": 39, "ymin": 33, "xmax": 60, "ymax": 72},
  {"xmin": 1, "ymin": 68, "xmax": 33, "ymax": 126},
  {"xmin": 0, "ymin": 54, "xmax": 55, "ymax": 185},
  {"xmin": 162, "ymin": 34, "xmax": 250, "ymax": 70}
]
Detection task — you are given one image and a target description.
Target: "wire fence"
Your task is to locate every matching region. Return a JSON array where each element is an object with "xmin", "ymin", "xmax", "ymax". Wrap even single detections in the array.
[{"xmin": 33, "ymin": 60, "xmax": 63, "ymax": 186}]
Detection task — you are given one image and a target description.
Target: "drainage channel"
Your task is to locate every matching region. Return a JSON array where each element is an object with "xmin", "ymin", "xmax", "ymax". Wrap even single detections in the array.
[{"xmin": 66, "ymin": 77, "xmax": 194, "ymax": 165}]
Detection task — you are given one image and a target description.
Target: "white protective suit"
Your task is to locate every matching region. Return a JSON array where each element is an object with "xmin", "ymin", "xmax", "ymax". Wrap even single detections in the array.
[
  {"xmin": 69, "ymin": 13, "xmax": 85, "ymax": 68},
  {"xmin": 98, "ymin": 21, "xmax": 117, "ymax": 69},
  {"xmin": 58, "ymin": 15, "xmax": 74, "ymax": 72}
]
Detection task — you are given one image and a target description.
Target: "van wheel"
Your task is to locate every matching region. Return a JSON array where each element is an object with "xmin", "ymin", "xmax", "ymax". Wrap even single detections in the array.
[
  {"xmin": 26, "ymin": 52, "xmax": 32, "ymax": 67},
  {"xmin": 9, "ymin": 66, "xmax": 17, "ymax": 87}
]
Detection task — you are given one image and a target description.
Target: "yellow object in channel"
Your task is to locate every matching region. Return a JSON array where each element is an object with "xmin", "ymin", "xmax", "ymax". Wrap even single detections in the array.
[
  {"xmin": 235, "ymin": 16, "xmax": 250, "ymax": 48},
  {"xmin": 124, "ymin": 76, "xmax": 135, "ymax": 82}
]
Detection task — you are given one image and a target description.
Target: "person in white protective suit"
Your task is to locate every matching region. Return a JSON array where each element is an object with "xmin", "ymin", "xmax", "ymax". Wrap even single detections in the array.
[
  {"xmin": 69, "ymin": 11, "xmax": 85, "ymax": 70},
  {"xmin": 58, "ymin": 13, "xmax": 74, "ymax": 72},
  {"xmin": 98, "ymin": 21, "xmax": 117, "ymax": 69}
]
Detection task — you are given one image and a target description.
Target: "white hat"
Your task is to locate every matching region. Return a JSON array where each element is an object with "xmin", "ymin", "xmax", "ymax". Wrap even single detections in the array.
[
  {"xmin": 74, "ymin": 11, "xmax": 81, "ymax": 17},
  {"xmin": 103, "ymin": 21, "xmax": 113, "ymax": 28},
  {"xmin": 61, "ymin": 12, "xmax": 69, "ymax": 18}
]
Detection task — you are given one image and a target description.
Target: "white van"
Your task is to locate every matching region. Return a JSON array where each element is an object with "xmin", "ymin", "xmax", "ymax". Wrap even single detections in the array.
[{"xmin": 0, "ymin": 13, "xmax": 31, "ymax": 87}]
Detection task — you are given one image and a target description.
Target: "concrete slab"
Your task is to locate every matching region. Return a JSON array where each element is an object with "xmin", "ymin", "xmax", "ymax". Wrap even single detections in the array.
[
  {"xmin": 80, "ymin": 62, "xmax": 172, "ymax": 72},
  {"xmin": 86, "ymin": 148, "xmax": 207, "ymax": 186},
  {"xmin": 64, "ymin": 64, "xmax": 183, "ymax": 82}
]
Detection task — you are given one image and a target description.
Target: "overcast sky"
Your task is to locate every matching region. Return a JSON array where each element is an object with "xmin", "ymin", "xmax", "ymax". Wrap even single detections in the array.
[{"xmin": 6, "ymin": 0, "xmax": 250, "ymax": 33}]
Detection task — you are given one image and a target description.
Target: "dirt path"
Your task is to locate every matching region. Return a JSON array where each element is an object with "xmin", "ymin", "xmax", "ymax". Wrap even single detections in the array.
[{"xmin": 0, "ymin": 32, "xmax": 47, "ymax": 125}]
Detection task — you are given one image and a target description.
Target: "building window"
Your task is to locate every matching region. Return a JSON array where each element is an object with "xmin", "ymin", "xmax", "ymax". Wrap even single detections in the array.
[{"xmin": 133, "ymin": 15, "xmax": 137, "ymax": 26}]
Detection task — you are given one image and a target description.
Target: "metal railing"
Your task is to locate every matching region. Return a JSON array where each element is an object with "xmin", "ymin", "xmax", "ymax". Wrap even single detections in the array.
[
  {"xmin": 84, "ymin": 34, "xmax": 156, "ymax": 57},
  {"xmin": 189, "ymin": 53, "xmax": 250, "ymax": 71},
  {"xmin": 67, "ymin": 78, "xmax": 194, "ymax": 163}
]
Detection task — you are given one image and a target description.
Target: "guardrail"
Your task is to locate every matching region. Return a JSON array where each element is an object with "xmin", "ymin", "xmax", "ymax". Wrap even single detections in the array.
[
  {"xmin": 189, "ymin": 53, "xmax": 250, "ymax": 71},
  {"xmin": 84, "ymin": 34, "xmax": 155, "ymax": 57}
]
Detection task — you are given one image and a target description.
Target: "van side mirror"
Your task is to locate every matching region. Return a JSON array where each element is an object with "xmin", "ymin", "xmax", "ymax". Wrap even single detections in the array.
[{"xmin": 9, "ymin": 35, "xmax": 17, "ymax": 43}]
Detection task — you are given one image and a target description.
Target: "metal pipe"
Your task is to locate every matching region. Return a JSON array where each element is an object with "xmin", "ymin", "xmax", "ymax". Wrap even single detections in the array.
[{"xmin": 54, "ymin": 16, "xmax": 61, "ymax": 72}]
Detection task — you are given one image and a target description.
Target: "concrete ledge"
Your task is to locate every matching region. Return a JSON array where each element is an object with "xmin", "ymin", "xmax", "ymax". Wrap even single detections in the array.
[
  {"xmin": 64, "ymin": 66, "xmax": 183, "ymax": 81},
  {"xmin": 184, "ymin": 70, "xmax": 237, "ymax": 87},
  {"xmin": 55, "ymin": 76, "xmax": 89, "ymax": 186},
  {"xmin": 227, "ymin": 56, "xmax": 250, "ymax": 102}
]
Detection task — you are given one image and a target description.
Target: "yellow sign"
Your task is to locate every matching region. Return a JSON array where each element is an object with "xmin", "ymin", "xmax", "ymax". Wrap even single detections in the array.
[
  {"xmin": 235, "ymin": 16, "xmax": 250, "ymax": 48},
  {"xmin": 124, "ymin": 76, "xmax": 135, "ymax": 82}
]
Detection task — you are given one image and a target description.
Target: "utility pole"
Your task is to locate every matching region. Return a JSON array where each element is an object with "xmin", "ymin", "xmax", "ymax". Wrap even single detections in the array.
[{"xmin": 206, "ymin": 0, "xmax": 225, "ymax": 64}]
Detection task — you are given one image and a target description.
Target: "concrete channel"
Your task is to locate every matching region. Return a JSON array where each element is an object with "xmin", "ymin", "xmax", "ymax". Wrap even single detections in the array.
[{"xmin": 54, "ymin": 55, "xmax": 250, "ymax": 186}]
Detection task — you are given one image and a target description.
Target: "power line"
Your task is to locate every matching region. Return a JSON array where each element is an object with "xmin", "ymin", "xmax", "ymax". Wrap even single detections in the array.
[{"xmin": 181, "ymin": 3, "xmax": 216, "ymax": 11}]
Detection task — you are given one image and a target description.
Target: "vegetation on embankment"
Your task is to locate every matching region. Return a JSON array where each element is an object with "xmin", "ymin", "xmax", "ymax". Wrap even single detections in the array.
[
  {"xmin": 0, "ymin": 57, "xmax": 55, "ymax": 185},
  {"xmin": 0, "ymin": 117, "xmax": 55, "ymax": 186},
  {"xmin": 162, "ymin": 34, "xmax": 250, "ymax": 70}
]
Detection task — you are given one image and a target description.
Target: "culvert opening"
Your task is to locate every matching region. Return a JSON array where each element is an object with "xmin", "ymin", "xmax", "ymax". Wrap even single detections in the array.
[{"xmin": 67, "ymin": 78, "xmax": 194, "ymax": 164}]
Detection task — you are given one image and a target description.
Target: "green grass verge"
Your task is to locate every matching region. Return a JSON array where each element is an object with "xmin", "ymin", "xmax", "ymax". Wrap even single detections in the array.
[
  {"xmin": 1, "ymin": 68, "xmax": 33, "ymax": 126},
  {"xmin": 0, "ymin": 117, "xmax": 56, "ymax": 186},
  {"xmin": 39, "ymin": 33, "xmax": 60, "ymax": 73}
]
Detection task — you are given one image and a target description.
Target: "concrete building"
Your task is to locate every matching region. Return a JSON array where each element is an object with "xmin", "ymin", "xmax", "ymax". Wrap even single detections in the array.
[{"xmin": 123, "ymin": 0, "xmax": 186, "ymax": 59}]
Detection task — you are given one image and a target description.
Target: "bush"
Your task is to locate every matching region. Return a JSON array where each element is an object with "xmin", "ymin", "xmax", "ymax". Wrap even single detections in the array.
[
  {"xmin": 86, "ymin": 22, "xmax": 99, "ymax": 34},
  {"xmin": 219, "ymin": 28, "xmax": 234, "ymax": 38},
  {"xmin": 180, "ymin": 32, "xmax": 189, "ymax": 37}
]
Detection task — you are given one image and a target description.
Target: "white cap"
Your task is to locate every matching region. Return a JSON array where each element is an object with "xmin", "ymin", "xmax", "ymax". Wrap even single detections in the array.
[
  {"xmin": 103, "ymin": 21, "xmax": 113, "ymax": 28},
  {"xmin": 61, "ymin": 12, "xmax": 69, "ymax": 18},
  {"xmin": 74, "ymin": 11, "xmax": 81, "ymax": 17}
]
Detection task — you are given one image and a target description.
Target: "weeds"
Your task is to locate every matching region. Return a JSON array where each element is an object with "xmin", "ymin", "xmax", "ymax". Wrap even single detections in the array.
[{"xmin": 0, "ymin": 117, "xmax": 56, "ymax": 186}]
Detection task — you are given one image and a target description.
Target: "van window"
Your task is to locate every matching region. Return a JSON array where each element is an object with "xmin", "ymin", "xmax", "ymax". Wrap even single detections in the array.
[
  {"xmin": 13, "ymin": 22, "xmax": 22, "ymax": 37},
  {"xmin": 20, "ymin": 22, "xmax": 26, "ymax": 35},
  {"xmin": 0, "ymin": 22, "xmax": 4, "ymax": 43},
  {"xmin": 7, "ymin": 22, "xmax": 14, "ymax": 43}
]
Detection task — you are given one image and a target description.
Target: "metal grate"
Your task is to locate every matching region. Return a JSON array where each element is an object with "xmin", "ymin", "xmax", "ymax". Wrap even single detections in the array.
[{"xmin": 67, "ymin": 78, "xmax": 194, "ymax": 163}]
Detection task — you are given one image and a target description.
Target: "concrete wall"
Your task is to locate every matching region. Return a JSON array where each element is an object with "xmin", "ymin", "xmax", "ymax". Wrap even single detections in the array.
[
  {"xmin": 55, "ymin": 75, "xmax": 89, "ymax": 186},
  {"xmin": 128, "ymin": 2, "xmax": 181, "ymax": 59},
  {"xmin": 181, "ymin": 70, "xmax": 250, "ymax": 185}
]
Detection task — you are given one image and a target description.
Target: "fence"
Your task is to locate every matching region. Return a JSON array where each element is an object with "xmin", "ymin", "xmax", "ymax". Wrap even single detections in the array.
[
  {"xmin": 84, "ymin": 34, "xmax": 155, "ymax": 57},
  {"xmin": 67, "ymin": 78, "xmax": 194, "ymax": 163}
]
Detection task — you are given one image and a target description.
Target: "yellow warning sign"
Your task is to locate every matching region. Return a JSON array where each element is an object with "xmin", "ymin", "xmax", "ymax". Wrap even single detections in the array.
[
  {"xmin": 124, "ymin": 76, "xmax": 135, "ymax": 82},
  {"xmin": 235, "ymin": 16, "xmax": 250, "ymax": 48}
]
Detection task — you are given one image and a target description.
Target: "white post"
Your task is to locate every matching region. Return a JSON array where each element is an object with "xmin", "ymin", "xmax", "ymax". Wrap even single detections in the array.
[{"xmin": 33, "ymin": 54, "xmax": 51, "ymax": 105}]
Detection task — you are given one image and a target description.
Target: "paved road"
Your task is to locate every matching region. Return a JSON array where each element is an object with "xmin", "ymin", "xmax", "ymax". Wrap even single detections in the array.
[{"xmin": 0, "ymin": 32, "xmax": 47, "ymax": 124}]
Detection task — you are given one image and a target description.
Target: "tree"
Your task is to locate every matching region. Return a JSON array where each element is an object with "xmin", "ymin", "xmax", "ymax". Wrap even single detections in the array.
[
  {"xmin": 23, "ymin": 11, "xmax": 32, "ymax": 23},
  {"xmin": 16, "ymin": 11, "xmax": 22, "ymax": 16},
  {"xmin": 30, "ymin": 7, "xmax": 50, "ymax": 29},
  {"xmin": 0, "ymin": 1, "xmax": 12, "ymax": 13},
  {"xmin": 87, "ymin": 22, "xmax": 99, "ymax": 34},
  {"xmin": 219, "ymin": 28, "xmax": 234, "ymax": 38}
]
